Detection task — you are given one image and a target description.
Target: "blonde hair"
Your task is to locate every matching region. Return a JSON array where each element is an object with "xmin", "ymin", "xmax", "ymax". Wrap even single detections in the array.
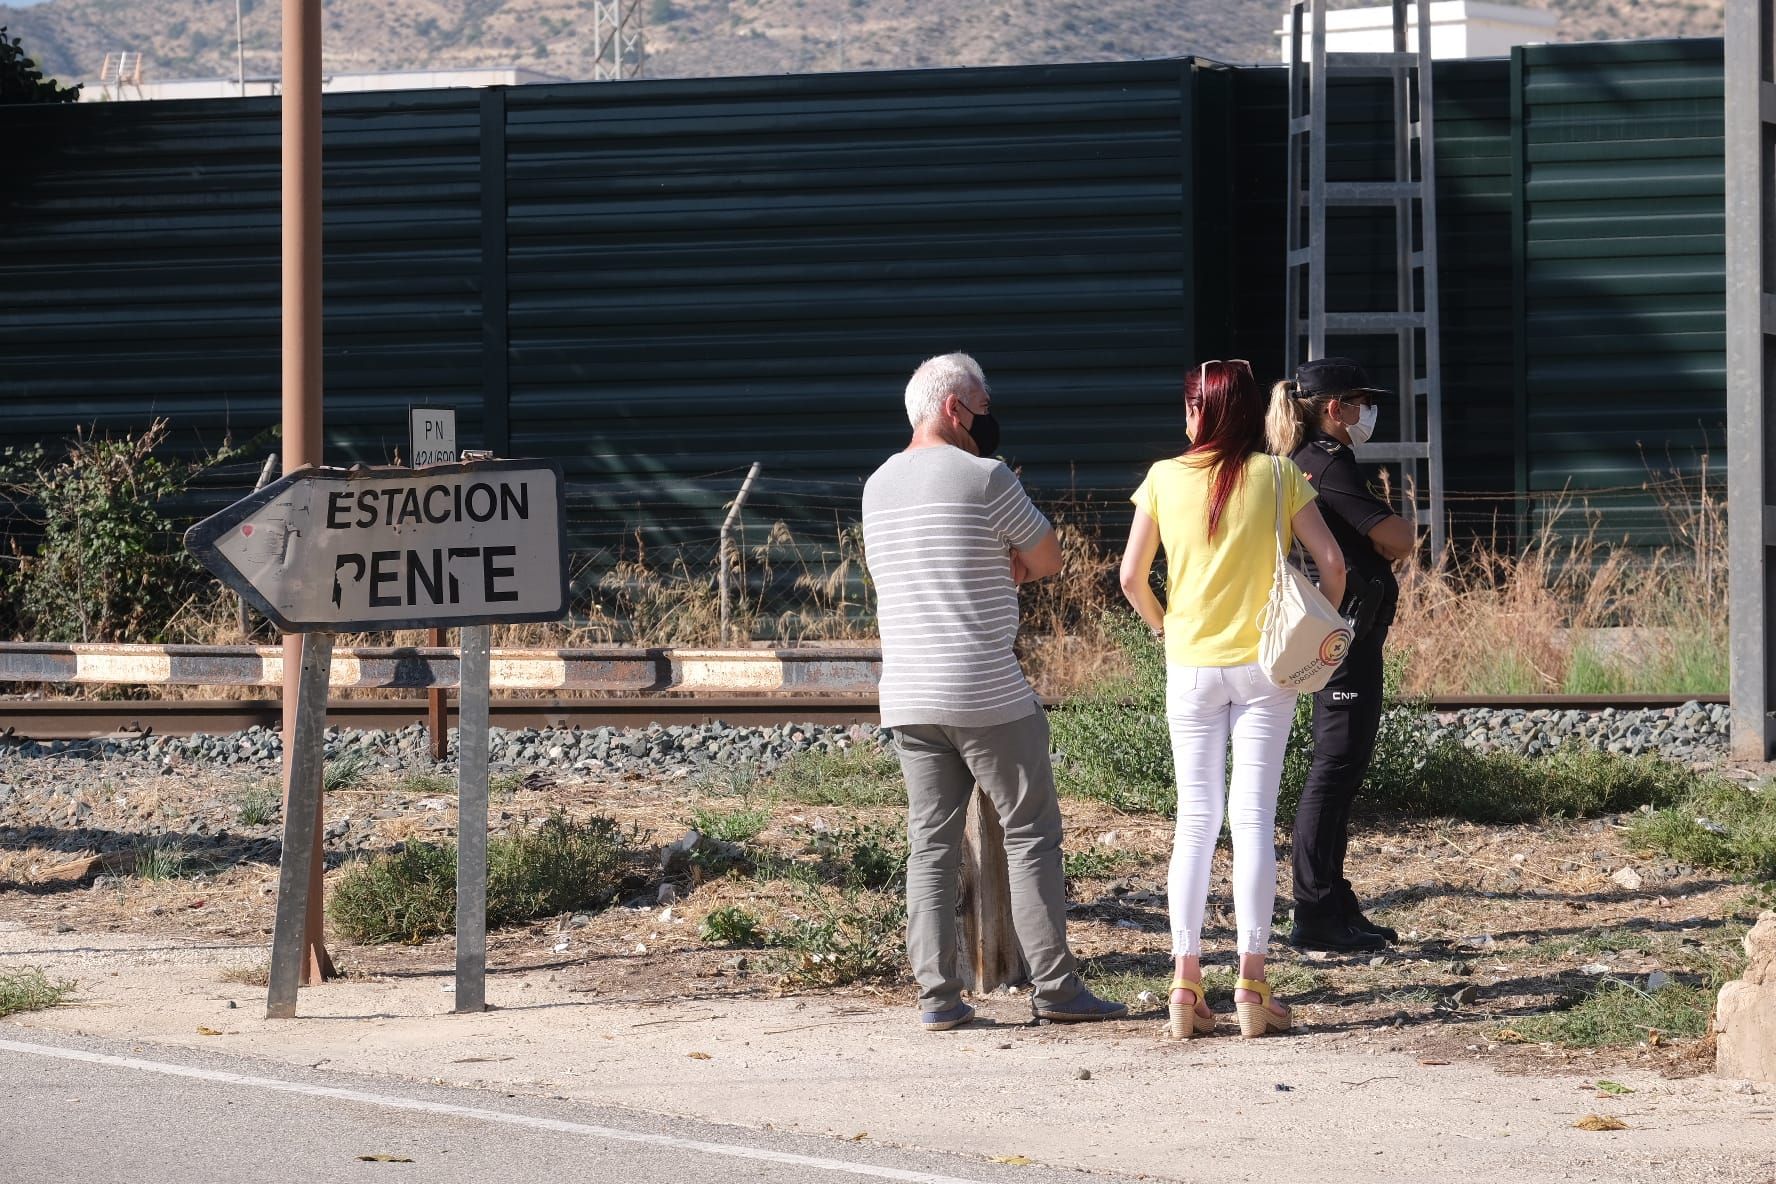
[{"xmin": 1266, "ymin": 379, "xmax": 1338, "ymax": 456}]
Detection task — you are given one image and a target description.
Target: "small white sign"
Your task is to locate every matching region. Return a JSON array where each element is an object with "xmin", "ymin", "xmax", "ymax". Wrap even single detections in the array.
[{"xmin": 409, "ymin": 407, "xmax": 458, "ymax": 467}]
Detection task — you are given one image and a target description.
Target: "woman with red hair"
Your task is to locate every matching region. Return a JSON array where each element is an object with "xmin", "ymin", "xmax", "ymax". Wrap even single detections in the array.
[{"xmin": 1119, "ymin": 359, "xmax": 1346, "ymax": 1040}]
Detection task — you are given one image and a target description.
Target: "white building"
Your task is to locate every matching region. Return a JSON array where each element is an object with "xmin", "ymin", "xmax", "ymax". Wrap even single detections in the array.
[
  {"xmin": 85, "ymin": 65, "xmax": 568, "ymax": 103},
  {"xmin": 1275, "ymin": 1, "xmax": 1560, "ymax": 61}
]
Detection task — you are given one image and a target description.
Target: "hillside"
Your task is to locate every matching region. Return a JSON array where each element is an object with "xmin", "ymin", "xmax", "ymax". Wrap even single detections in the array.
[{"xmin": 0, "ymin": 0, "xmax": 1726, "ymax": 92}]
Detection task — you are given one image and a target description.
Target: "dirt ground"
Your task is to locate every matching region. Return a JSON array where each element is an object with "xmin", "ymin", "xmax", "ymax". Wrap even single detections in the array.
[{"xmin": 3, "ymin": 755, "xmax": 1774, "ymax": 1182}]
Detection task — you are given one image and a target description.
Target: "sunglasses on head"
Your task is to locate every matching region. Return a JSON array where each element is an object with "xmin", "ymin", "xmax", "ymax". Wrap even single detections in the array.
[{"xmin": 1192, "ymin": 359, "xmax": 1252, "ymax": 405}]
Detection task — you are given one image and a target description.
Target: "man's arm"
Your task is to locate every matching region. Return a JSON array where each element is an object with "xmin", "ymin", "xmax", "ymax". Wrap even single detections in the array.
[{"xmin": 1013, "ymin": 529, "xmax": 1062, "ymax": 584}]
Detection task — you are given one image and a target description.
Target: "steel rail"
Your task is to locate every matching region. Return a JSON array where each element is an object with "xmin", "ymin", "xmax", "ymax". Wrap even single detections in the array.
[{"xmin": 0, "ymin": 693, "xmax": 1728, "ymax": 742}]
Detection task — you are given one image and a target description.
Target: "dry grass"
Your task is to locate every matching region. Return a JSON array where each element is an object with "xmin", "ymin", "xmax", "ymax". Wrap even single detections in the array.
[
  {"xmin": 1390, "ymin": 474, "xmax": 1727, "ymax": 697},
  {"xmin": 15, "ymin": 474, "xmax": 1728, "ymax": 701}
]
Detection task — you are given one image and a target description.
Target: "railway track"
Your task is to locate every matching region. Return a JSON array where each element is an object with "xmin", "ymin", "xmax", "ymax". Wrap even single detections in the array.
[{"xmin": 0, "ymin": 693, "xmax": 1730, "ymax": 741}]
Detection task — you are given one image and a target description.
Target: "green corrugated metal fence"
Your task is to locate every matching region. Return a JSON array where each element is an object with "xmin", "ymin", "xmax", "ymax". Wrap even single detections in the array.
[
  {"xmin": 1516, "ymin": 39, "xmax": 1726, "ymax": 540},
  {"xmin": 0, "ymin": 42, "xmax": 1733, "ymax": 558}
]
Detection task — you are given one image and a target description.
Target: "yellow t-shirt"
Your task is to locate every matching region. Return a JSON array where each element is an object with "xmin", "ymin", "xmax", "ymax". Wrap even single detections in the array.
[{"xmin": 1130, "ymin": 452, "xmax": 1317, "ymax": 667}]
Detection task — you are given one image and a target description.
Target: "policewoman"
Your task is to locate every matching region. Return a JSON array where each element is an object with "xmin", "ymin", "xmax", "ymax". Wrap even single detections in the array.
[{"xmin": 1265, "ymin": 358, "xmax": 1418, "ymax": 952}]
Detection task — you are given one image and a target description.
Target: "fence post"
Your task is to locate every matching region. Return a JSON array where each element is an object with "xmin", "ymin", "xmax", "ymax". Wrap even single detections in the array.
[
  {"xmin": 718, "ymin": 462, "xmax": 763, "ymax": 644},
  {"xmin": 957, "ymin": 787, "xmax": 1025, "ymax": 994}
]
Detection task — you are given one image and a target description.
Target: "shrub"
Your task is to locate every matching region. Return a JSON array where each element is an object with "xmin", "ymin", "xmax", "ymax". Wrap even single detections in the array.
[
  {"xmin": 331, "ymin": 839, "xmax": 458, "ymax": 944},
  {"xmin": 330, "ymin": 812, "xmax": 637, "ymax": 943},
  {"xmin": 0, "ymin": 420, "xmax": 238, "ymax": 642},
  {"xmin": 699, "ymin": 905, "xmax": 764, "ymax": 947},
  {"xmin": 769, "ymin": 889, "xmax": 906, "ymax": 988},
  {"xmin": 488, "ymin": 812, "xmax": 634, "ymax": 925},
  {"xmin": 0, "ymin": 967, "xmax": 74, "ymax": 1017}
]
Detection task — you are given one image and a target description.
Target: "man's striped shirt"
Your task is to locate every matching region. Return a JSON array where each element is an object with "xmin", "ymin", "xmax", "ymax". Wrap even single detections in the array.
[{"xmin": 862, "ymin": 445, "xmax": 1051, "ymax": 728}]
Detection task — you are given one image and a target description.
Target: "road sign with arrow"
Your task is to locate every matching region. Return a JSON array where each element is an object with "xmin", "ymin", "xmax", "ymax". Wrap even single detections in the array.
[{"xmin": 186, "ymin": 460, "xmax": 568, "ymax": 633}]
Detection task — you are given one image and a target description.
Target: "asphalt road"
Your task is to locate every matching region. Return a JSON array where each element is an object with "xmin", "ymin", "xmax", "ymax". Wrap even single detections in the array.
[{"xmin": 0, "ymin": 1027, "xmax": 1118, "ymax": 1184}]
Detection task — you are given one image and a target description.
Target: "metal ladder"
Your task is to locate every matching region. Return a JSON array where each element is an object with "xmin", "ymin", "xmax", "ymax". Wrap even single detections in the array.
[{"xmin": 1284, "ymin": 0, "xmax": 1445, "ymax": 557}]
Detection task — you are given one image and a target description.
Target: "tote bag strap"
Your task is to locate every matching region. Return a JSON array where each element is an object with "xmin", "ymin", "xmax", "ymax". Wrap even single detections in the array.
[{"xmin": 1270, "ymin": 454, "xmax": 1288, "ymax": 563}]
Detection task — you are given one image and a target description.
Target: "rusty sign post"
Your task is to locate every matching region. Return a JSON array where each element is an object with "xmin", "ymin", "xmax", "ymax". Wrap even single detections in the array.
[
  {"xmin": 187, "ymin": 460, "xmax": 569, "ymax": 1019},
  {"xmin": 281, "ymin": 0, "xmax": 328, "ymax": 986}
]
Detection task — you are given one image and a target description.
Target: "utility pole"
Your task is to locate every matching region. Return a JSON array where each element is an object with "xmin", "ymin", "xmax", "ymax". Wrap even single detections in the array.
[{"xmin": 280, "ymin": 0, "xmax": 333, "ymax": 984}]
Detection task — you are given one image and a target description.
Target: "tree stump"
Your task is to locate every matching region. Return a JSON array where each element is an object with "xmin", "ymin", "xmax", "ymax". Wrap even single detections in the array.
[{"xmin": 957, "ymin": 785, "xmax": 1026, "ymax": 993}]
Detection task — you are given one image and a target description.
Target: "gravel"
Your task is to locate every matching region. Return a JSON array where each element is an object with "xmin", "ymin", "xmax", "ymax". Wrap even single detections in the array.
[
  {"xmin": 1427, "ymin": 701, "xmax": 1730, "ymax": 762},
  {"xmin": 0, "ymin": 719, "xmax": 889, "ymax": 777},
  {"xmin": 0, "ymin": 702, "xmax": 1730, "ymax": 776}
]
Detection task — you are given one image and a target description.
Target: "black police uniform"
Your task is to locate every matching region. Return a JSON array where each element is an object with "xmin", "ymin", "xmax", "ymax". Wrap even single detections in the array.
[{"xmin": 1288, "ymin": 428, "xmax": 1399, "ymax": 931}]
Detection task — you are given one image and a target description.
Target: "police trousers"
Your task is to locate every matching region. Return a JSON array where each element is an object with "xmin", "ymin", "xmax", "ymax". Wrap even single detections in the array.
[{"xmin": 1291, "ymin": 621, "xmax": 1390, "ymax": 925}]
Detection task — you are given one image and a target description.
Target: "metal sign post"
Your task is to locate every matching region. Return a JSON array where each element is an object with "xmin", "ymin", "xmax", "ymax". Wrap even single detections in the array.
[
  {"xmin": 410, "ymin": 409, "xmax": 461, "ymax": 761},
  {"xmin": 188, "ymin": 458, "xmax": 568, "ymax": 1019},
  {"xmin": 455, "ymin": 624, "xmax": 491, "ymax": 1012},
  {"xmin": 1727, "ymin": 0, "xmax": 1776, "ymax": 761},
  {"xmin": 264, "ymin": 631, "xmax": 334, "ymax": 1019}
]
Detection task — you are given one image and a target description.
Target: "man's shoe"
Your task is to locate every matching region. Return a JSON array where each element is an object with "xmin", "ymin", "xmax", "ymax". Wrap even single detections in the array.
[
  {"xmin": 1034, "ymin": 988, "xmax": 1129, "ymax": 1022},
  {"xmin": 920, "ymin": 1002, "xmax": 976, "ymax": 1031},
  {"xmin": 1348, "ymin": 910, "xmax": 1398, "ymax": 944},
  {"xmin": 1289, "ymin": 920, "xmax": 1387, "ymax": 953}
]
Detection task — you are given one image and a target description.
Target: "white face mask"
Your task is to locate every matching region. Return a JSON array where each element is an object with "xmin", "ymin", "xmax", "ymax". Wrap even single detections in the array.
[{"xmin": 1345, "ymin": 403, "xmax": 1379, "ymax": 446}]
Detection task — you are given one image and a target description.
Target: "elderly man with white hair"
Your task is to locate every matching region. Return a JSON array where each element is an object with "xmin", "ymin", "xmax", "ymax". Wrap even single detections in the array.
[{"xmin": 862, "ymin": 352, "xmax": 1127, "ymax": 1031}]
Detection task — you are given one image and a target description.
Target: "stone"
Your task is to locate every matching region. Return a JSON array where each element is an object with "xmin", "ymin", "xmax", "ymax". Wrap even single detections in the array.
[
  {"xmin": 1646, "ymin": 970, "xmax": 1672, "ymax": 993},
  {"xmin": 1611, "ymin": 866, "xmax": 1644, "ymax": 891},
  {"xmin": 1716, "ymin": 912, "xmax": 1776, "ymax": 1083},
  {"xmin": 1074, "ymin": 1068, "xmax": 1092, "ymax": 1081}
]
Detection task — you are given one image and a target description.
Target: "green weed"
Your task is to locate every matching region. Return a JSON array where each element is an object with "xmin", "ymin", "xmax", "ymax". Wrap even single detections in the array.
[
  {"xmin": 1626, "ymin": 779, "xmax": 1776, "ymax": 879},
  {"xmin": 134, "ymin": 840, "xmax": 188, "ymax": 881},
  {"xmin": 768, "ymin": 888, "xmax": 906, "ymax": 988},
  {"xmin": 1063, "ymin": 848, "xmax": 1139, "ymax": 881},
  {"xmin": 237, "ymin": 781, "xmax": 280, "ymax": 827},
  {"xmin": 400, "ymin": 772, "xmax": 456, "ymax": 796},
  {"xmin": 699, "ymin": 905, "xmax": 765, "ymax": 947},
  {"xmin": 691, "ymin": 804, "xmax": 772, "ymax": 844},
  {"xmin": 0, "ymin": 967, "xmax": 74, "ymax": 1018},
  {"xmin": 814, "ymin": 824, "xmax": 907, "ymax": 891},
  {"xmin": 1514, "ymin": 979, "xmax": 1716, "ymax": 1048},
  {"xmin": 765, "ymin": 745, "xmax": 905, "ymax": 807},
  {"xmin": 1057, "ymin": 611, "xmax": 1702, "ymax": 825},
  {"xmin": 329, "ymin": 812, "xmax": 638, "ymax": 944},
  {"xmin": 323, "ymin": 750, "xmax": 374, "ymax": 793}
]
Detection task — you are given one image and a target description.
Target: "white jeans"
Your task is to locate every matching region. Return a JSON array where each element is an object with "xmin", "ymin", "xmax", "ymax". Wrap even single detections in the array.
[{"xmin": 1165, "ymin": 662, "xmax": 1297, "ymax": 956}]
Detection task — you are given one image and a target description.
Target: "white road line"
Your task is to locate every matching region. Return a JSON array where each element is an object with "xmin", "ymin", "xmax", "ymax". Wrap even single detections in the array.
[{"xmin": 0, "ymin": 1038, "xmax": 988, "ymax": 1184}]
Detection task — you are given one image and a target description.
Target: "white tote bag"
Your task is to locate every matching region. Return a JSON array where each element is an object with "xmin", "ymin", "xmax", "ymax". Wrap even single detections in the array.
[{"xmin": 1258, "ymin": 455, "xmax": 1352, "ymax": 694}]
